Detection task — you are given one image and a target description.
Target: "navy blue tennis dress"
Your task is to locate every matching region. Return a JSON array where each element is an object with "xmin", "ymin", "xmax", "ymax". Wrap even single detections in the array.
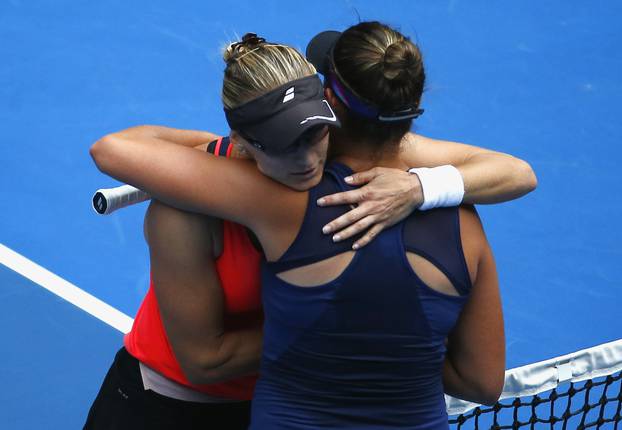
[{"xmin": 250, "ymin": 162, "xmax": 473, "ymax": 429}]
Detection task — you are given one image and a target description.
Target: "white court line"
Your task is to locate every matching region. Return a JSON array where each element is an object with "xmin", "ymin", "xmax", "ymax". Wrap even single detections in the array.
[{"xmin": 0, "ymin": 243, "xmax": 134, "ymax": 334}]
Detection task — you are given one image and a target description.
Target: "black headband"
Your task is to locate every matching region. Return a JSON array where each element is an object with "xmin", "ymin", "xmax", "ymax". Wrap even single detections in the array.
[{"xmin": 224, "ymin": 75, "xmax": 340, "ymax": 152}]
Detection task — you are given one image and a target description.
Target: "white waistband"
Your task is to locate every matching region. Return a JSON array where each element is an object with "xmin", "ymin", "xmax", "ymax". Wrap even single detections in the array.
[{"xmin": 138, "ymin": 361, "xmax": 242, "ymax": 404}]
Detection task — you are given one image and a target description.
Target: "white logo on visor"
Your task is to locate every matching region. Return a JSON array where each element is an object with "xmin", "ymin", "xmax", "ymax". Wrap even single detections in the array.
[
  {"xmin": 283, "ymin": 87, "xmax": 295, "ymax": 103},
  {"xmin": 299, "ymin": 100, "xmax": 338, "ymax": 125}
]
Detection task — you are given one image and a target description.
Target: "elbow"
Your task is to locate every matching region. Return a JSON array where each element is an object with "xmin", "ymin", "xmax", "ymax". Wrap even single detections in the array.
[
  {"xmin": 184, "ymin": 364, "xmax": 220, "ymax": 385},
  {"xmin": 89, "ymin": 138, "xmax": 104, "ymax": 169},
  {"xmin": 184, "ymin": 369, "xmax": 215, "ymax": 386},
  {"xmin": 446, "ymin": 353, "xmax": 505, "ymax": 406},
  {"xmin": 471, "ymin": 368, "xmax": 505, "ymax": 406},
  {"xmin": 185, "ymin": 367, "xmax": 233, "ymax": 386},
  {"xmin": 90, "ymin": 126, "xmax": 148, "ymax": 174},
  {"xmin": 516, "ymin": 158, "xmax": 538, "ymax": 194},
  {"xmin": 179, "ymin": 352, "xmax": 229, "ymax": 385},
  {"xmin": 90, "ymin": 134, "xmax": 119, "ymax": 175},
  {"xmin": 475, "ymin": 380, "xmax": 504, "ymax": 406}
]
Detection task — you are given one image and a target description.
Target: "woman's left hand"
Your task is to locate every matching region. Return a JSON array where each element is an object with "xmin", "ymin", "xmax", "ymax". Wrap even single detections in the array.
[{"xmin": 317, "ymin": 167, "xmax": 424, "ymax": 249}]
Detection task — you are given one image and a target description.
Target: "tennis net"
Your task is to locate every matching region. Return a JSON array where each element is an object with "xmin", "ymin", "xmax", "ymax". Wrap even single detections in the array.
[{"xmin": 446, "ymin": 338, "xmax": 622, "ymax": 429}]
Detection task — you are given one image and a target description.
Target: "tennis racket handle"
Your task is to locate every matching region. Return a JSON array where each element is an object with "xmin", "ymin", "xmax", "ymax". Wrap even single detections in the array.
[{"xmin": 92, "ymin": 185, "xmax": 151, "ymax": 215}]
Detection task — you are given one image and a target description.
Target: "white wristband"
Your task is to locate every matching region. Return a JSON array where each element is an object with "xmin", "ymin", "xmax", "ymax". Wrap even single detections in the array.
[{"xmin": 408, "ymin": 165, "xmax": 465, "ymax": 210}]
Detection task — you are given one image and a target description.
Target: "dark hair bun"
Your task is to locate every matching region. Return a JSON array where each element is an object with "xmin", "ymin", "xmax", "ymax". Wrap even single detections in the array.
[
  {"xmin": 382, "ymin": 39, "xmax": 422, "ymax": 84},
  {"xmin": 224, "ymin": 33, "xmax": 267, "ymax": 63}
]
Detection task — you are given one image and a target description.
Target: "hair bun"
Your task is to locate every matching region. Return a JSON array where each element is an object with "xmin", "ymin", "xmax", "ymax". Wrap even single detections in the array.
[
  {"xmin": 224, "ymin": 33, "xmax": 267, "ymax": 63},
  {"xmin": 382, "ymin": 39, "xmax": 421, "ymax": 83}
]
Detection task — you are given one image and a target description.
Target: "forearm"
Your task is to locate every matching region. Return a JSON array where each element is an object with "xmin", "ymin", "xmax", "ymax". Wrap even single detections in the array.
[
  {"xmin": 104, "ymin": 125, "xmax": 220, "ymax": 149},
  {"xmin": 458, "ymin": 152, "xmax": 537, "ymax": 204},
  {"xmin": 91, "ymin": 126, "xmax": 215, "ymax": 186},
  {"xmin": 402, "ymin": 133, "xmax": 537, "ymax": 205},
  {"xmin": 91, "ymin": 132, "xmax": 218, "ymax": 215}
]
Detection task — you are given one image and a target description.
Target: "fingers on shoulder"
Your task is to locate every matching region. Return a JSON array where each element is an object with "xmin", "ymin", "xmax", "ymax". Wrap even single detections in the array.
[{"xmin": 349, "ymin": 167, "xmax": 379, "ymax": 184}]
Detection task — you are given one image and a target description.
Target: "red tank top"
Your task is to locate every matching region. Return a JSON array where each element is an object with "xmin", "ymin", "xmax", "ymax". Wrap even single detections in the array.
[{"xmin": 124, "ymin": 137, "xmax": 263, "ymax": 400}]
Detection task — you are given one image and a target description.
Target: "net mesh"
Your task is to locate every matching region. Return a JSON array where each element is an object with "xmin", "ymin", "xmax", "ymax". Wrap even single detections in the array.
[
  {"xmin": 449, "ymin": 370, "xmax": 621, "ymax": 429},
  {"xmin": 446, "ymin": 339, "xmax": 622, "ymax": 429}
]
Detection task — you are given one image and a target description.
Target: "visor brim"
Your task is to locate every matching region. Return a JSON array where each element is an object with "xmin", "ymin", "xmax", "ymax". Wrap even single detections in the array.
[
  {"xmin": 306, "ymin": 31, "xmax": 341, "ymax": 75},
  {"xmin": 242, "ymin": 98, "xmax": 340, "ymax": 152}
]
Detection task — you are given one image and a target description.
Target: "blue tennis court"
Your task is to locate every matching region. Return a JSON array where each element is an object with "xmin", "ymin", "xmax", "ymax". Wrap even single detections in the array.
[{"xmin": 1, "ymin": 1, "xmax": 621, "ymax": 428}]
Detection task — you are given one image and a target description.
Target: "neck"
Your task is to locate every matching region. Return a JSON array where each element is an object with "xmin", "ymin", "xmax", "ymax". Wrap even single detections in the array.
[
  {"xmin": 328, "ymin": 131, "xmax": 407, "ymax": 172},
  {"xmin": 229, "ymin": 140, "xmax": 252, "ymax": 160}
]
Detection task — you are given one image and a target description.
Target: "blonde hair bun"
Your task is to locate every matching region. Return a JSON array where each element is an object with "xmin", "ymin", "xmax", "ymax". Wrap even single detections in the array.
[{"xmin": 221, "ymin": 33, "xmax": 316, "ymax": 109}]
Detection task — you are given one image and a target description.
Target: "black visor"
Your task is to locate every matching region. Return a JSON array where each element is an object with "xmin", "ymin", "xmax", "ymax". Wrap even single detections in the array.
[
  {"xmin": 305, "ymin": 30, "xmax": 341, "ymax": 75},
  {"xmin": 224, "ymin": 75, "xmax": 340, "ymax": 153}
]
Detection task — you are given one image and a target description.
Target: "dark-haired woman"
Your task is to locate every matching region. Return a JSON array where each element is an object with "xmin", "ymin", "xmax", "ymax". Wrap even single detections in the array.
[{"xmin": 91, "ymin": 24, "xmax": 530, "ymax": 428}]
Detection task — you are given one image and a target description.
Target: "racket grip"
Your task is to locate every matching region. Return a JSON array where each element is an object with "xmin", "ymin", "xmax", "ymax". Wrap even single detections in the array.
[{"xmin": 92, "ymin": 185, "xmax": 151, "ymax": 215}]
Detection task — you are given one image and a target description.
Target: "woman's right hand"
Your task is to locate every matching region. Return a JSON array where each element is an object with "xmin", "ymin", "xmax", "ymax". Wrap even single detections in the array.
[{"xmin": 316, "ymin": 167, "xmax": 424, "ymax": 249}]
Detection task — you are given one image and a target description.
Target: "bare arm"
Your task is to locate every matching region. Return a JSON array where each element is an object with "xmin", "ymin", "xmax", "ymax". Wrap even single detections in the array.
[
  {"xmin": 442, "ymin": 205, "xmax": 505, "ymax": 405},
  {"xmin": 145, "ymin": 200, "xmax": 261, "ymax": 384},
  {"xmin": 90, "ymin": 130, "xmax": 299, "ymax": 260},
  {"xmin": 110, "ymin": 125, "xmax": 221, "ymax": 152},
  {"xmin": 402, "ymin": 133, "xmax": 537, "ymax": 204},
  {"xmin": 318, "ymin": 133, "xmax": 537, "ymax": 248}
]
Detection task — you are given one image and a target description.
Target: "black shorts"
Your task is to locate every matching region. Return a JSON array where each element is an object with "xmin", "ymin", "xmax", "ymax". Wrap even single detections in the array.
[{"xmin": 83, "ymin": 347, "xmax": 251, "ymax": 429}]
